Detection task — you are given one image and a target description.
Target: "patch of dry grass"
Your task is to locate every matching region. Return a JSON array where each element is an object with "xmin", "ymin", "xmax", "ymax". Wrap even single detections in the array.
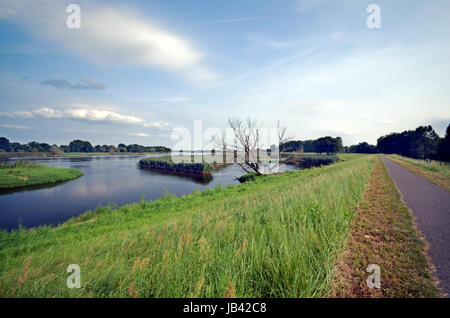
[{"xmin": 330, "ymin": 157, "xmax": 440, "ymax": 298}]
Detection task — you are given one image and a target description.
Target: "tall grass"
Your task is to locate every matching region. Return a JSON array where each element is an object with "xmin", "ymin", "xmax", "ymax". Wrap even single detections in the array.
[
  {"xmin": 139, "ymin": 157, "xmax": 214, "ymax": 175},
  {"xmin": 139, "ymin": 155, "xmax": 230, "ymax": 175},
  {"xmin": 0, "ymin": 155, "xmax": 375, "ymax": 297},
  {"xmin": 0, "ymin": 160, "xmax": 45, "ymax": 169}
]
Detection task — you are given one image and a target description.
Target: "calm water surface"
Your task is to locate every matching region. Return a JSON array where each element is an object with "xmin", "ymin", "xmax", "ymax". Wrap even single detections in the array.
[{"xmin": 0, "ymin": 155, "xmax": 298, "ymax": 230}]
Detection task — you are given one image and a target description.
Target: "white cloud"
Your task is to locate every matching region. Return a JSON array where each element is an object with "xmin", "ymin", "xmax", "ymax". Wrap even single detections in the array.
[
  {"xmin": 127, "ymin": 132, "xmax": 150, "ymax": 137},
  {"xmin": 1, "ymin": 1, "xmax": 217, "ymax": 82},
  {"xmin": 64, "ymin": 108, "xmax": 147, "ymax": 126},
  {"xmin": 0, "ymin": 111, "xmax": 34, "ymax": 118},
  {"xmin": 1, "ymin": 124, "xmax": 31, "ymax": 129},
  {"xmin": 0, "ymin": 106, "xmax": 169, "ymax": 129},
  {"xmin": 34, "ymin": 107, "xmax": 63, "ymax": 119}
]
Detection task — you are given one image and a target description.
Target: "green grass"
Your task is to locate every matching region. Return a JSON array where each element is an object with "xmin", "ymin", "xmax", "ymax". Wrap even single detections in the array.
[
  {"xmin": 139, "ymin": 155, "xmax": 231, "ymax": 175},
  {"xmin": 332, "ymin": 157, "xmax": 439, "ymax": 297},
  {"xmin": 139, "ymin": 156, "xmax": 214, "ymax": 175},
  {"xmin": 0, "ymin": 161, "xmax": 83, "ymax": 190},
  {"xmin": 390, "ymin": 155, "xmax": 450, "ymax": 178},
  {"xmin": 0, "ymin": 155, "xmax": 375, "ymax": 297},
  {"xmin": 336, "ymin": 153, "xmax": 367, "ymax": 162}
]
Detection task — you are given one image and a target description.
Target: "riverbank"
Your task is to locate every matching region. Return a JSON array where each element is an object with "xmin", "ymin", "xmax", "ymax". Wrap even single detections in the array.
[
  {"xmin": 0, "ymin": 161, "xmax": 83, "ymax": 191},
  {"xmin": 1, "ymin": 155, "xmax": 376, "ymax": 297}
]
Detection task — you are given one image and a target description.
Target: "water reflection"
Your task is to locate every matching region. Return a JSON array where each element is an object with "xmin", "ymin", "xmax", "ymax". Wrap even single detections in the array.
[
  {"xmin": 140, "ymin": 168, "xmax": 214, "ymax": 185},
  {"xmin": 0, "ymin": 155, "xmax": 299, "ymax": 230},
  {"xmin": 0, "ymin": 156, "xmax": 244, "ymax": 230}
]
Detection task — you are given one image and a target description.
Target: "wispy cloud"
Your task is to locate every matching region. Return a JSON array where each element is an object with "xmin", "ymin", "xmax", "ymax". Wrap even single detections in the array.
[
  {"xmin": 0, "ymin": 111, "xmax": 34, "ymax": 119},
  {"xmin": 262, "ymin": 48, "xmax": 316, "ymax": 72},
  {"xmin": 1, "ymin": 123, "xmax": 31, "ymax": 129},
  {"xmin": 41, "ymin": 78, "xmax": 106, "ymax": 90},
  {"xmin": 1, "ymin": 1, "xmax": 217, "ymax": 82},
  {"xmin": 127, "ymin": 132, "xmax": 150, "ymax": 137},
  {"xmin": 186, "ymin": 16, "xmax": 267, "ymax": 27},
  {"xmin": 246, "ymin": 34, "xmax": 294, "ymax": 51}
]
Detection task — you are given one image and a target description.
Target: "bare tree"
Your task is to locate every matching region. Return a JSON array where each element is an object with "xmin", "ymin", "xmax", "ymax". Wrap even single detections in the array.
[
  {"xmin": 211, "ymin": 130, "xmax": 228, "ymax": 164},
  {"xmin": 277, "ymin": 120, "xmax": 290, "ymax": 147},
  {"xmin": 227, "ymin": 117, "xmax": 265, "ymax": 175},
  {"xmin": 224, "ymin": 118, "xmax": 294, "ymax": 176}
]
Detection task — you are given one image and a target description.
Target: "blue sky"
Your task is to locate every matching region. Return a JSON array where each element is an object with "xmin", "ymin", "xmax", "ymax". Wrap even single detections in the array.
[{"xmin": 0, "ymin": 0, "xmax": 449, "ymax": 147}]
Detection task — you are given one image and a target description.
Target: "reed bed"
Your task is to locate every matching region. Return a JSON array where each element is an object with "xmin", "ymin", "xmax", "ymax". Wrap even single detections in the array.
[{"xmin": 139, "ymin": 155, "xmax": 226, "ymax": 175}]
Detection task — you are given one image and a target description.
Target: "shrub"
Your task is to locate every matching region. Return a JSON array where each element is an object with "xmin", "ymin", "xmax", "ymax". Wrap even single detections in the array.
[
  {"xmin": 282, "ymin": 154, "xmax": 339, "ymax": 168},
  {"xmin": 238, "ymin": 172, "xmax": 260, "ymax": 183}
]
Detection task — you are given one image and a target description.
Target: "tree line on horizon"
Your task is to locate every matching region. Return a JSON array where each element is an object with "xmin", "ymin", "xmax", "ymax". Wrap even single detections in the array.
[
  {"xmin": 0, "ymin": 123, "xmax": 448, "ymax": 161},
  {"xmin": 280, "ymin": 136, "xmax": 344, "ymax": 155},
  {"xmin": 376, "ymin": 125, "xmax": 449, "ymax": 161},
  {"xmin": 0, "ymin": 138, "xmax": 171, "ymax": 154},
  {"xmin": 280, "ymin": 124, "xmax": 449, "ymax": 162}
]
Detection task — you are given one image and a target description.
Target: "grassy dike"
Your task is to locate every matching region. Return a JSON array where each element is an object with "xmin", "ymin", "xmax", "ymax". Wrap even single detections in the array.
[
  {"xmin": 0, "ymin": 162, "xmax": 83, "ymax": 191},
  {"xmin": 331, "ymin": 157, "xmax": 440, "ymax": 297},
  {"xmin": 0, "ymin": 155, "xmax": 376, "ymax": 297},
  {"xmin": 388, "ymin": 155, "xmax": 450, "ymax": 192}
]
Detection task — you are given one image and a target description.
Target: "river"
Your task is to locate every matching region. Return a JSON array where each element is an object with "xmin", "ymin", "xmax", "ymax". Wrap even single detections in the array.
[{"xmin": 0, "ymin": 155, "xmax": 298, "ymax": 230}]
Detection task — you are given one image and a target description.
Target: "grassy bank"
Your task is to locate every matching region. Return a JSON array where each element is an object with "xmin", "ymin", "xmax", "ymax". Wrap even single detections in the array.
[
  {"xmin": 331, "ymin": 157, "xmax": 440, "ymax": 297},
  {"xmin": 0, "ymin": 155, "xmax": 375, "ymax": 297},
  {"xmin": 0, "ymin": 161, "xmax": 83, "ymax": 191},
  {"xmin": 388, "ymin": 155, "xmax": 450, "ymax": 192},
  {"xmin": 139, "ymin": 155, "xmax": 230, "ymax": 175}
]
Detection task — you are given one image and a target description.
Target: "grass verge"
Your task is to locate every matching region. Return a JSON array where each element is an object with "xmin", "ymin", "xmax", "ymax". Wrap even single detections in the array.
[
  {"xmin": 388, "ymin": 155, "xmax": 450, "ymax": 192},
  {"xmin": 1, "ymin": 155, "xmax": 375, "ymax": 297},
  {"xmin": 0, "ymin": 161, "xmax": 83, "ymax": 191},
  {"xmin": 330, "ymin": 157, "xmax": 440, "ymax": 297}
]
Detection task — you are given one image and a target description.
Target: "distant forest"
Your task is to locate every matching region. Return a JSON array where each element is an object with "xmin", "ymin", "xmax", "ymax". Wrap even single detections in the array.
[
  {"xmin": 281, "ymin": 124, "xmax": 449, "ymax": 162},
  {"xmin": 0, "ymin": 123, "xmax": 448, "ymax": 161},
  {"xmin": 0, "ymin": 138, "xmax": 171, "ymax": 154}
]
